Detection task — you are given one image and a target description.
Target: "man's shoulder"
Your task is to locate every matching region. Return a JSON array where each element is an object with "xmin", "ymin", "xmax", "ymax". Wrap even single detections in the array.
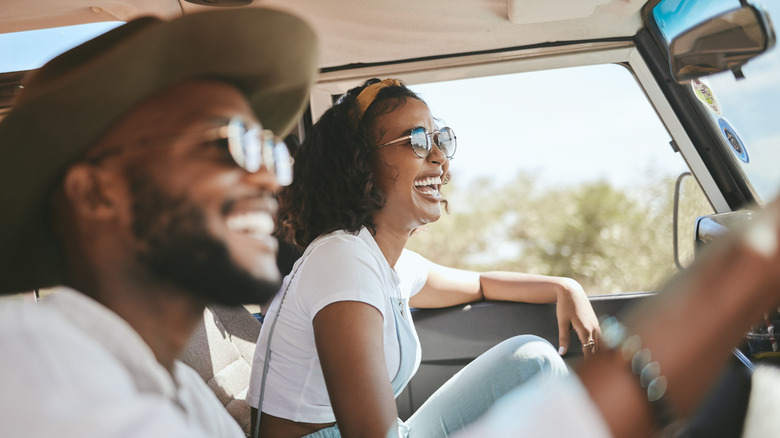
[
  {"xmin": 0, "ymin": 299, "xmax": 68, "ymax": 337},
  {"xmin": 0, "ymin": 298, "xmax": 139, "ymax": 393},
  {"xmin": 0, "ymin": 300, "xmax": 136, "ymax": 418},
  {"xmin": 0, "ymin": 301, "xmax": 242, "ymax": 437},
  {"xmin": 0, "ymin": 299, "xmax": 125, "ymax": 374}
]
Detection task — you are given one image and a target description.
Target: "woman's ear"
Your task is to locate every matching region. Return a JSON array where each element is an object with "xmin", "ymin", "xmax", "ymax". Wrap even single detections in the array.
[{"xmin": 61, "ymin": 163, "xmax": 121, "ymax": 220}]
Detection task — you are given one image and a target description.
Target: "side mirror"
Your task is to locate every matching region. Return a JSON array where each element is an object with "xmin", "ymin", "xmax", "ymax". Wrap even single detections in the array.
[{"xmin": 670, "ymin": 5, "xmax": 776, "ymax": 83}]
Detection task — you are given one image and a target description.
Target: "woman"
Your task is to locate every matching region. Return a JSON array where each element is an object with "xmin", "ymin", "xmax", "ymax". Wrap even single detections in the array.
[{"xmin": 246, "ymin": 78, "xmax": 600, "ymax": 438}]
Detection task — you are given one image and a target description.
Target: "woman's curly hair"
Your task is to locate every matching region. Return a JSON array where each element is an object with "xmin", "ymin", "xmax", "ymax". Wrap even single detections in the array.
[{"xmin": 276, "ymin": 78, "xmax": 425, "ymax": 250}]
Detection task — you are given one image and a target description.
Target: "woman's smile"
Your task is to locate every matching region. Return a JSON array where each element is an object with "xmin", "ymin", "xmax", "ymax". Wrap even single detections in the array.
[{"xmin": 413, "ymin": 174, "xmax": 443, "ymax": 200}]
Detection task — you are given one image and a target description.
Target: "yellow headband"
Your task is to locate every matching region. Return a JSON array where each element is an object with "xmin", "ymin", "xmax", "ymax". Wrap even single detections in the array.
[{"xmin": 350, "ymin": 78, "xmax": 402, "ymax": 127}]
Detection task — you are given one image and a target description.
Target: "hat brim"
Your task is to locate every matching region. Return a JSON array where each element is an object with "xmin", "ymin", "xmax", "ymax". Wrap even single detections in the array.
[{"xmin": 0, "ymin": 8, "xmax": 319, "ymax": 293}]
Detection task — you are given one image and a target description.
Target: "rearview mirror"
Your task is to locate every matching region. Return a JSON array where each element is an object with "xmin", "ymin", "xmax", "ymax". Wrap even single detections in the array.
[
  {"xmin": 694, "ymin": 210, "xmax": 754, "ymax": 254},
  {"xmin": 670, "ymin": 5, "xmax": 776, "ymax": 83}
]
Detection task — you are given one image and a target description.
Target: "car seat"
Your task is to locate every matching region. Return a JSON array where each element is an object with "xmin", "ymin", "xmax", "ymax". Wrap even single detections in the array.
[{"xmin": 180, "ymin": 305, "xmax": 261, "ymax": 435}]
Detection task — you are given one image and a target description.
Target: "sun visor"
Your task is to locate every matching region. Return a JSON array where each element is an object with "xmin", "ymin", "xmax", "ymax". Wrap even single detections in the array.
[{"xmin": 507, "ymin": 0, "xmax": 642, "ymax": 25}]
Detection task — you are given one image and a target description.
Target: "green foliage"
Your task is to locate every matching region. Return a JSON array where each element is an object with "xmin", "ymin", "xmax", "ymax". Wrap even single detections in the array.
[{"xmin": 406, "ymin": 172, "xmax": 713, "ymax": 295}]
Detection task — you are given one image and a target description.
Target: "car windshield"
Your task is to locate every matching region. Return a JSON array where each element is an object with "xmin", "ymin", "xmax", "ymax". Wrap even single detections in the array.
[
  {"xmin": 651, "ymin": 0, "xmax": 780, "ymax": 204},
  {"xmin": 0, "ymin": 21, "xmax": 122, "ymax": 73}
]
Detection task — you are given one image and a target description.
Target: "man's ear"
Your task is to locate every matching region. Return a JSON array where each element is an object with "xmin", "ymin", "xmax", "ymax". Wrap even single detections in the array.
[{"xmin": 61, "ymin": 163, "xmax": 121, "ymax": 220}]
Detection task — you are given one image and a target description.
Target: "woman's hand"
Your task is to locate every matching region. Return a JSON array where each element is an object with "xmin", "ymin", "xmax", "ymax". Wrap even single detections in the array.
[
  {"xmin": 410, "ymin": 259, "xmax": 601, "ymax": 356},
  {"xmin": 555, "ymin": 278, "xmax": 600, "ymax": 357}
]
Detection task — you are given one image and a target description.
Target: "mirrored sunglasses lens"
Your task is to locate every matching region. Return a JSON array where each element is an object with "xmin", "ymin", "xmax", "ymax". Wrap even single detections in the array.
[
  {"xmin": 272, "ymin": 141, "xmax": 293, "ymax": 186},
  {"xmin": 435, "ymin": 127, "xmax": 456, "ymax": 158},
  {"xmin": 226, "ymin": 119, "xmax": 250, "ymax": 171},
  {"xmin": 226, "ymin": 117, "xmax": 291, "ymax": 185},
  {"xmin": 409, "ymin": 127, "xmax": 430, "ymax": 157},
  {"xmin": 236, "ymin": 126, "xmax": 262, "ymax": 173}
]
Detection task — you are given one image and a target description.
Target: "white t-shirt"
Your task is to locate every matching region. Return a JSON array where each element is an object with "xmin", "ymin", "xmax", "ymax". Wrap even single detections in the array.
[
  {"xmin": 0, "ymin": 287, "xmax": 244, "ymax": 438},
  {"xmin": 246, "ymin": 228, "xmax": 427, "ymax": 423}
]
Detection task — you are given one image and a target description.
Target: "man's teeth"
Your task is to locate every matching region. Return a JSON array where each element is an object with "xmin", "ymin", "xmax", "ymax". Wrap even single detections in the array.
[
  {"xmin": 226, "ymin": 212, "xmax": 274, "ymax": 236},
  {"xmin": 414, "ymin": 176, "xmax": 442, "ymax": 187}
]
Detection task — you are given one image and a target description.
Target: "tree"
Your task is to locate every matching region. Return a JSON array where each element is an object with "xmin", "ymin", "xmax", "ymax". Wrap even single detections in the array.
[{"xmin": 406, "ymin": 171, "xmax": 712, "ymax": 295}]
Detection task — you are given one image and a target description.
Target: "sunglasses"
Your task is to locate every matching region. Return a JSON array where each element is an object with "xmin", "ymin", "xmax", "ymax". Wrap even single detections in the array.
[
  {"xmin": 375, "ymin": 126, "xmax": 457, "ymax": 159},
  {"xmin": 217, "ymin": 117, "xmax": 293, "ymax": 186},
  {"xmin": 85, "ymin": 116, "xmax": 293, "ymax": 186}
]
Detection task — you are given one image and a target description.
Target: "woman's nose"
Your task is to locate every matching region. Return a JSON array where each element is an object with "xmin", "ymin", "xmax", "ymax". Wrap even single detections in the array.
[{"xmin": 427, "ymin": 140, "xmax": 447, "ymax": 165}]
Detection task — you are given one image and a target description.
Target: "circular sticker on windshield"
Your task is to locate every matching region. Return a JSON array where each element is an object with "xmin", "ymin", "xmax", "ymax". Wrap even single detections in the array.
[
  {"xmin": 718, "ymin": 118, "xmax": 749, "ymax": 163},
  {"xmin": 692, "ymin": 78, "xmax": 720, "ymax": 114}
]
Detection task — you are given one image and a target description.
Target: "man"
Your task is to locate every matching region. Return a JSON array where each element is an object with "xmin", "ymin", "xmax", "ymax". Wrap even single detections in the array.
[{"xmin": 0, "ymin": 8, "xmax": 317, "ymax": 437}]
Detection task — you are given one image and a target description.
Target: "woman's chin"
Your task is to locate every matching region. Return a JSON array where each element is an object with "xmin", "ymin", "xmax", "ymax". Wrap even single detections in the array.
[{"xmin": 418, "ymin": 209, "xmax": 442, "ymax": 225}]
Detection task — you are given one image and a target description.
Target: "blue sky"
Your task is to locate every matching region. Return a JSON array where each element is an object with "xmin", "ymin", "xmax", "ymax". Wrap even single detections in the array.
[
  {"xmin": 410, "ymin": 65, "xmax": 687, "ymax": 190},
  {"xmin": 0, "ymin": 22, "xmax": 122, "ymax": 73}
]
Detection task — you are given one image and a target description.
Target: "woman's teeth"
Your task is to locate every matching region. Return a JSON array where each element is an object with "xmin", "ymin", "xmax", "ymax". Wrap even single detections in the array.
[
  {"xmin": 414, "ymin": 176, "xmax": 442, "ymax": 195},
  {"xmin": 414, "ymin": 176, "xmax": 442, "ymax": 187}
]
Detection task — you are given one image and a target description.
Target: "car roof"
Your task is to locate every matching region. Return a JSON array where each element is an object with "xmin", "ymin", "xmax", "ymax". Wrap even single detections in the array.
[{"xmin": 1, "ymin": 0, "xmax": 648, "ymax": 70}]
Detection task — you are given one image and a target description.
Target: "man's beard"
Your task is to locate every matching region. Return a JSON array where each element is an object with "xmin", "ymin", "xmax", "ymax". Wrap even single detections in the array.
[{"xmin": 128, "ymin": 171, "xmax": 281, "ymax": 306}]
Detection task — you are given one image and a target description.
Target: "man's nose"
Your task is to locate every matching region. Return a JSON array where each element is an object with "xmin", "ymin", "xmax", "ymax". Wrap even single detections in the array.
[{"xmin": 243, "ymin": 165, "xmax": 280, "ymax": 194}]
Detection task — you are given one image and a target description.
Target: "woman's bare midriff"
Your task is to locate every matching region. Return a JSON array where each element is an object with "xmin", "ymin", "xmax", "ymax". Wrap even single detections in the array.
[{"xmin": 256, "ymin": 410, "xmax": 336, "ymax": 438}]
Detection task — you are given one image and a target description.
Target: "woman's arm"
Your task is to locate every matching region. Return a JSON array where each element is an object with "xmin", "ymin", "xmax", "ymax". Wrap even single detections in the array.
[
  {"xmin": 408, "ymin": 260, "xmax": 575, "ymax": 307},
  {"xmin": 409, "ymin": 260, "xmax": 600, "ymax": 354},
  {"xmin": 313, "ymin": 301, "xmax": 398, "ymax": 438}
]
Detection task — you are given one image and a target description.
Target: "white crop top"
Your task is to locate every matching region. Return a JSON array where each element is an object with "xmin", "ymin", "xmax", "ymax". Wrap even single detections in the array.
[{"xmin": 245, "ymin": 228, "xmax": 427, "ymax": 423}]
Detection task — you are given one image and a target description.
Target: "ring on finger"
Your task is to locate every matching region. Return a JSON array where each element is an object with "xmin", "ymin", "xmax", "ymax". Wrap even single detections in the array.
[{"xmin": 582, "ymin": 339, "xmax": 596, "ymax": 348}]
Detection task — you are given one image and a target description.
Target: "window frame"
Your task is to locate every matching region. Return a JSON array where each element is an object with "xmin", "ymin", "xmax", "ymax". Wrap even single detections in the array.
[{"xmin": 310, "ymin": 40, "xmax": 729, "ymax": 212}]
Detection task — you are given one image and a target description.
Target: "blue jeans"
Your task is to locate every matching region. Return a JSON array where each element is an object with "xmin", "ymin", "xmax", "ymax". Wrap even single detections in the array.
[
  {"xmin": 305, "ymin": 335, "xmax": 567, "ymax": 438},
  {"xmin": 405, "ymin": 335, "xmax": 568, "ymax": 438}
]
